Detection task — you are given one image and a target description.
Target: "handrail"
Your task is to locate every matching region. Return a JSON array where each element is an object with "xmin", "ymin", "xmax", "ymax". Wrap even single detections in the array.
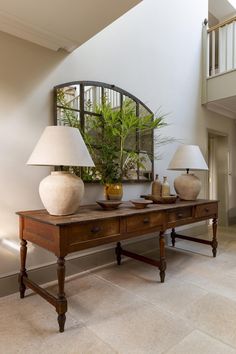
[{"xmin": 208, "ymin": 15, "xmax": 236, "ymax": 33}]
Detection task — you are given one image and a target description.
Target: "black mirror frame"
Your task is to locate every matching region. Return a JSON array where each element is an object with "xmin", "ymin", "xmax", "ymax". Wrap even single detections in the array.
[{"xmin": 53, "ymin": 80, "xmax": 154, "ymax": 183}]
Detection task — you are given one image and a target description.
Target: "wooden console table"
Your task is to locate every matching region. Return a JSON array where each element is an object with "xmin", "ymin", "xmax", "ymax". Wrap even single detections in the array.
[{"xmin": 17, "ymin": 199, "xmax": 218, "ymax": 332}]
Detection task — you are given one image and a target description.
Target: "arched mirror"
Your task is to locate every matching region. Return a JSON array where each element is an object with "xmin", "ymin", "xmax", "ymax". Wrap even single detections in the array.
[{"xmin": 54, "ymin": 81, "xmax": 155, "ymax": 183}]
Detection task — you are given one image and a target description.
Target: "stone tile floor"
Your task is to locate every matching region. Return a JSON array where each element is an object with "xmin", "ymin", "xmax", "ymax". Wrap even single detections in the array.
[{"xmin": 1, "ymin": 226, "xmax": 236, "ymax": 353}]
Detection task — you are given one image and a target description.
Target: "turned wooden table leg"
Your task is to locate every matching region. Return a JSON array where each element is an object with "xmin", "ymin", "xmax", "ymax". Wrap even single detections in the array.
[
  {"xmin": 57, "ymin": 257, "xmax": 67, "ymax": 333},
  {"xmin": 159, "ymin": 231, "xmax": 166, "ymax": 283},
  {"xmin": 171, "ymin": 228, "xmax": 176, "ymax": 247},
  {"xmin": 115, "ymin": 242, "xmax": 122, "ymax": 265},
  {"xmin": 212, "ymin": 218, "xmax": 218, "ymax": 257},
  {"xmin": 19, "ymin": 239, "xmax": 27, "ymax": 299}
]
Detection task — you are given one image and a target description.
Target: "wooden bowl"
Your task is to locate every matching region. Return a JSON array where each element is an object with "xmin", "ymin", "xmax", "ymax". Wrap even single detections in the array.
[
  {"xmin": 96, "ymin": 200, "xmax": 123, "ymax": 210},
  {"xmin": 144, "ymin": 195, "xmax": 177, "ymax": 204},
  {"xmin": 130, "ymin": 199, "xmax": 153, "ymax": 209}
]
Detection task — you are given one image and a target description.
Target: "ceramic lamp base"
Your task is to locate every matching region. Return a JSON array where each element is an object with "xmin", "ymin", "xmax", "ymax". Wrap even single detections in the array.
[
  {"xmin": 174, "ymin": 173, "xmax": 201, "ymax": 201},
  {"xmin": 39, "ymin": 171, "xmax": 84, "ymax": 216}
]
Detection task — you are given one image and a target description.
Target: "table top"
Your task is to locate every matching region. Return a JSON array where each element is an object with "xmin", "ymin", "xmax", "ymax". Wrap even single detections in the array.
[{"xmin": 16, "ymin": 199, "xmax": 218, "ymax": 226}]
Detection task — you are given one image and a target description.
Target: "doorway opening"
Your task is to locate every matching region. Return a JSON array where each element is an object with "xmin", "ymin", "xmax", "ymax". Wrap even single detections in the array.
[{"xmin": 208, "ymin": 130, "xmax": 229, "ymax": 226}]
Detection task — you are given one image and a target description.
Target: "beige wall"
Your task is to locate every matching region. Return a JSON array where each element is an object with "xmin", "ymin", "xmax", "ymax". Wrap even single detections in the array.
[
  {"xmin": 1, "ymin": 0, "xmax": 236, "ymax": 277},
  {"xmin": 0, "ymin": 32, "xmax": 67, "ymax": 275}
]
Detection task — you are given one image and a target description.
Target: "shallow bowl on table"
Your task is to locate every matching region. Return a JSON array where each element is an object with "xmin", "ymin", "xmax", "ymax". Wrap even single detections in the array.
[
  {"xmin": 130, "ymin": 199, "xmax": 153, "ymax": 209},
  {"xmin": 96, "ymin": 200, "xmax": 123, "ymax": 210}
]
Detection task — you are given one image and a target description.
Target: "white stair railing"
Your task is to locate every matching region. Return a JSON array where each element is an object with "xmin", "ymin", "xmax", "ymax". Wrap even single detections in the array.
[
  {"xmin": 207, "ymin": 16, "xmax": 236, "ymax": 77},
  {"xmin": 62, "ymin": 86, "xmax": 122, "ymax": 115}
]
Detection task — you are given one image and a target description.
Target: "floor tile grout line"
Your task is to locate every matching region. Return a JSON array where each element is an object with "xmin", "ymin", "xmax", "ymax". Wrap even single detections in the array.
[
  {"xmin": 93, "ymin": 273, "xmax": 201, "ymax": 328},
  {"xmin": 85, "ymin": 318, "xmax": 194, "ymax": 354},
  {"xmin": 196, "ymin": 328, "xmax": 236, "ymax": 351},
  {"xmin": 79, "ymin": 323, "xmax": 119, "ymax": 354},
  {"xmin": 68, "ymin": 268, "xmax": 202, "ymax": 328},
  {"xmin": 160, "ymin": 328, "xmax": 196, "ymax": 354},
  {"xmin": 93, "ymin": 259, "xmax": 213, "ymax": 301},
  {"xmin": 92, "ymin": 261, "xmax": 236, "ymax": 327},
  {"xmin": 160, "ymin": 328, "xmax": 236, "ymax": 354},
  {"xmin": 170, "ymin": 272, "xmax": 236, "ymax": 305},
  {"xmin": 94, "ymin": 272, "xmax": 180, "ymax": 316}
]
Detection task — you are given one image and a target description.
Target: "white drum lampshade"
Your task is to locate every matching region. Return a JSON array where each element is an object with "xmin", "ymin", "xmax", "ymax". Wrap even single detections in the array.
[
  {"xmin": 27, "ymin": 126, "xmax": 94, "ymax": 216},
  {"xmin": 168, "ymin": 145, "xmax": 208, "ymax": 200}
]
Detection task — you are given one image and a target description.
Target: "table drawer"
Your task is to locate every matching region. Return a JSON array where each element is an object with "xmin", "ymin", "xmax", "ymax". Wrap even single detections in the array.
[
  {"xmin": 167, "ymin": 207, "xmax": 192, "ymax": 223},
  {"xmin": 195, "ymin": 203, "xmax": 218, "ymax": 218},
  {"xmin": 68, "ymin": 219, "xmax": 120, "ymax": 244},
  {"xmin": 126, "ymin": 212, "xmax": 163, "ymax": 233}
]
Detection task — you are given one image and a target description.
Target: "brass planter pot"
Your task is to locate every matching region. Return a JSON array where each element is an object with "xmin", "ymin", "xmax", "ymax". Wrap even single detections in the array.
[{"xmin": 105, "ymin": 183, "xmax": 123, "ymax": 201}]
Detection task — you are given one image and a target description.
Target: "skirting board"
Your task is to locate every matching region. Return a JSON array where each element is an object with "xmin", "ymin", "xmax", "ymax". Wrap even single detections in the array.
[{"xmin": 0, "ymin": 223, "xmax": 208, "ymax": 297}]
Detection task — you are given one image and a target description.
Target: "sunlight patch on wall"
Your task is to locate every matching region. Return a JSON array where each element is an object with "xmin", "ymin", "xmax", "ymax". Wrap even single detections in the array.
[{"xmin": 0, "ymin": 238, "xmax": 34, "ymax": 254}]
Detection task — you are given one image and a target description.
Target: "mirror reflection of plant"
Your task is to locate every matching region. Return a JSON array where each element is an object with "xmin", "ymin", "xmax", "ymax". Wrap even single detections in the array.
[
  {"xmin": 57, "ymin": 88, "xmax": 172, "ymax": 183},
  {"xmin": 88, "ymin": 99, "xmax": 169, "ymax": 183},
  {"xmin": 86, "ymin": 101, "xmax": 121, "ymax": 183},
  {"xmin": 123, "ymin": 151, "xmax": 146, "ymax": 178}
]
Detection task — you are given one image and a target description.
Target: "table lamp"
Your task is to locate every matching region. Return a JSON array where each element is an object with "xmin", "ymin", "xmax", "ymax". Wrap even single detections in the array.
[
  {"xmin": 27, "ymin": 126, "xmax": 94, "ymax": 216},
  {"xmin": 168, "ymin": 144, "xmax": 208, "ymax": 200}
]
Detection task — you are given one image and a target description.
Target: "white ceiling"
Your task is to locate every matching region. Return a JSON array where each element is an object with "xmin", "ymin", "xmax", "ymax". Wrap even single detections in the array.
[
  {"xmin": 0, "ymin": 0, "xmax": 141, "ymax": 52},
  {"xmin": 209, "ymin": 0, "xmax": 236, "ymax": 21},
  {"xmin": 206, "ymin": 96, "xmax": 236, "ymax": 119}
]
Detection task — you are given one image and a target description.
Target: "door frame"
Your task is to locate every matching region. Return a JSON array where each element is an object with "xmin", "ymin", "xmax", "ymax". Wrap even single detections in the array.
[{"xmin": 207, "ymin": 129, "xmax": 229, "ymax": 226}]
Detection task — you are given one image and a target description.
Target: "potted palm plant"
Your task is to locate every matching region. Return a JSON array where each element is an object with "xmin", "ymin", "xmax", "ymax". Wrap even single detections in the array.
[
  {"xmin": 91, "ymin": 99, "xmax": 168, "ymax": 199},
  {"xmin": 57, "ymin": 89, "xmax": 169, "ymax": 200}
]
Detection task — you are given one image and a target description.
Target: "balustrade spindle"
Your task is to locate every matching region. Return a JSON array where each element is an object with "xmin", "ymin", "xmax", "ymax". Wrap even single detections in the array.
[{"xmin": 211, "ymin": 30, "xmax": 216, "ymax": 76}]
